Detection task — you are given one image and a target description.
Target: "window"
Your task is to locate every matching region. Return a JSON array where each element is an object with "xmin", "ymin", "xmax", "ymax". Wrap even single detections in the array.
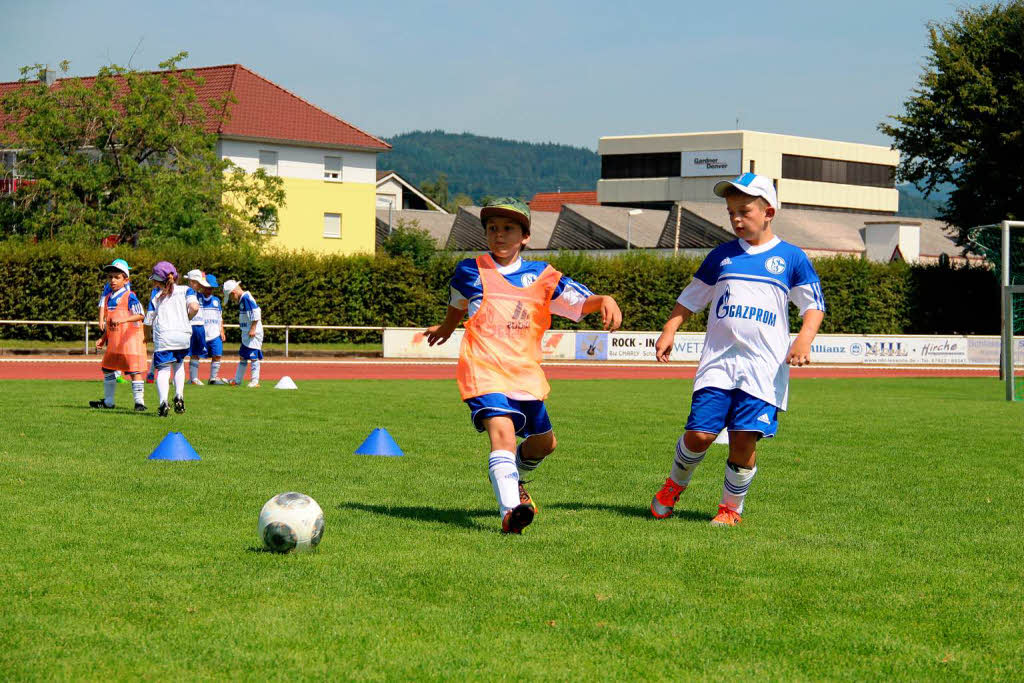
[
  {"xmin": 781, "ymin": 154, "xmax": 894, "ymax": 188},
  {"xmin": 601, "ymin": 152, "xmax": 681, "ymax": 179},
  {"xmin": 323, "ymin": 212, "xmax": 341, "ymax": 238},
  {"xmin": 324, "ymin": 155, "xmax": 342, "ymax": 180},
  {"xmin": 258, "ymin": 150, "xmax": 278, "ymax": 175}
]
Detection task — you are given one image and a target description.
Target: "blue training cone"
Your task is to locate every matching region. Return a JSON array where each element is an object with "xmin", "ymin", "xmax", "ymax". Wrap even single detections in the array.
[
  {"xmin": 355, "ymin": 428, "xmax": 404, "ymax": 457},
  {"xmin": 148, "ymin": 432, "xmax": 202, "ymax": 461}
]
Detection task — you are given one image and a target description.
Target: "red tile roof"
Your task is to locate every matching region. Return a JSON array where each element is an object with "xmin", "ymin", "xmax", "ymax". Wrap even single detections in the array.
[
  {"xmin": 0, "ymin": 64, "xmax": 390, "ymax": 151},
  {"xmin": 529, "ymin": 190, "xmax": 598, "ymax": 213}
]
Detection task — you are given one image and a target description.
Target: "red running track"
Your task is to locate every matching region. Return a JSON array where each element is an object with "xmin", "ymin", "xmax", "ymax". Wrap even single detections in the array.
[{"xmin": 0, "ymin": 357, "xmax": 1005, "ymax": 381}]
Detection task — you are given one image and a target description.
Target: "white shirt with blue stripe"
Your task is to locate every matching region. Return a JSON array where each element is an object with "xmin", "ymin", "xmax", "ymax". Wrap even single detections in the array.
[
  {"xmin": 102, "ymin": 285, "xmax": 144, "ymax": 317},
  {"xmin": 200, "ymin": 294, "xmax": 223, "ymax": 342},
  {"xmin": 678, "ymin": 236, "xmax": 825, "ymax": 410},
  {"xmin": 448, "ymin": 256, "xmax": 593, "ymax": 321},
  {"xmin": 238, "ymin": 291, "xmax": 263, "ymax": 350}
]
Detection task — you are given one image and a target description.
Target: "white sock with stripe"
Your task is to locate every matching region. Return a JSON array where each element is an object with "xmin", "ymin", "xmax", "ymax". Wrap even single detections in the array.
[
  {"xmin": 103, "ymin": 371, "xmax": 116, "ymax": 407},
  {"xmin": 721, "ymin": 462, "xmax": 757, "ymax": 514},
  {"xmin": 251, "ymin": 360, "xmax": 261, "ymax": 384},
  {"xmin": 131, "ymin": 380, "xmax": 144, "ymax": 405},
  {"xmin": 156, "ymin": 367, "xmax": 170, "ymax": 404},
  {"xmin": 670, "ymin": 436, "xmax": 707, "ymax": 487},
  {"xmin": 209, "ymin": 360, "xmax": 221, "ymax": 381},
  {"xmin": 234, "ymin": 361, "xmax": 247, "ymax": 384},
  {"xmin": 488, "ymin": 450, "xmax": 520, "ymax": 517},
  {"xmin": 189, "ymin": 359, "xmax": 200, "ymax": 381}
]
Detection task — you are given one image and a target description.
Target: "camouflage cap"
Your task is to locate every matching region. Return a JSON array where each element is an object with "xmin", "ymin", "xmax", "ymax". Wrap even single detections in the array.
[{"xmin": 480, "ymin": 196, "xmax": 531, "ymax": 233}]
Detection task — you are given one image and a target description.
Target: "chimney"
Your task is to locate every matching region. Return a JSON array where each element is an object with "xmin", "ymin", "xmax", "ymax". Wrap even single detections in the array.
[{"xmin": 42, "ymin": 66, "xmax": 56, "ymax": 86}]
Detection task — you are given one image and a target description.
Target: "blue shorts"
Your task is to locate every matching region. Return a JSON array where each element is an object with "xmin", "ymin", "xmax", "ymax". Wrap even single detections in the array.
[
  {"xmin": 188, "ymin": 326, "xmax": 207, "ymax": 358},
  {"xmin": 685, "ymin": 387, "xmax": 779, "ymax": 438},
  {"xmin": 205, "ymin": 336, "xmax": 223, "ymax": 357},
  {"xmin": 465, "ymin": 393, "xmax": 553, "ymax": 439},
  {"xmin": 153, "ymin": 348, "xmax": 189, "ymax": 368},
  {"xmin": 239, "ymin": 344, "xmax": 264, "ymax": 361}
]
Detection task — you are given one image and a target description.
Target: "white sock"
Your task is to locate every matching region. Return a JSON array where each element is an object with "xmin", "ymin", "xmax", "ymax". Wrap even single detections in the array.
[
  {"xmin": 721, "ymin": 462, "xmax": 757, "ymax": 514},
  {"xmin": 103, "ymin": 371, "xmax": 116, "ymax": 407},
  {"xmin": 251, "ymin": 360, "xmax": 261, "ymax": 383},
  {"xmin": 234, "ymin": 361, "xmax": 247, "ymax": 384},
  {"xmin": 156, "ymin": 367, "xmax": 171, "ymax": 403},
  {"xmin": 172, "ymin": 361, "xmax": 185, "ymax": 398},
  {"xmin": 670, "ymin": 436, "xmax": 707, "ymax": 487},
  {"xmin": 210, "ymin": 360, "xmax": 221, "ymax": 381},
  {"xmin": 488, "ymin": 450, "xmax": 520, "ymax": 517},
  {"xmin": 131, "ymin": 380, "xmax": 144, "ymax": 405},
  {"xmin": 189, "ymin": 359, "xmax": 200, "ymax": 381}
]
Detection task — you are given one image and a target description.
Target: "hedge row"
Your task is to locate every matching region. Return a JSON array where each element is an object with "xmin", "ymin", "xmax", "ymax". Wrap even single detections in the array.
[{"xmin": 0, "ymin": 242, "xmax": 1000, "ymax": 341}]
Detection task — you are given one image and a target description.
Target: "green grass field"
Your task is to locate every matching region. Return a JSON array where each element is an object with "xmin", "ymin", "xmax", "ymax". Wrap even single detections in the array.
[{"xmin": 2, "ymin": 378, "xmax": 1022, "ymax": 679}]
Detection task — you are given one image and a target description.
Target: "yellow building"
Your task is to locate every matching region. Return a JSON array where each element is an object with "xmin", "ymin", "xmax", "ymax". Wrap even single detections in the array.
[
  {"xmin": 204, "ymin": 65, "xmax": 392, "ymax": 255},
  {"xmin": 598, "ymin": 130, "xmax": 898, "ymax": 215}
]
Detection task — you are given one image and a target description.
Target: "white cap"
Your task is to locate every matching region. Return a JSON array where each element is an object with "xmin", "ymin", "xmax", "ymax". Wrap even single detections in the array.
[
  {"xmin": 713, "ymin": 172, "xmax": 779, "ymax": 209},
  {"xmin": 222, "ymin": 279, "xmax": 240, "ymax": 297},
  {"xmin": 185, "ymin": 269, "xmax": 211, "ymax": 288}
]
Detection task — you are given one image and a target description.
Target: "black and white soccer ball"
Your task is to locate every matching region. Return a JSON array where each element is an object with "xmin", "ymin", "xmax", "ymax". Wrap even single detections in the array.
[{"xmin": 258, "ymin": 492, "xmax": 324, "ymax": 553}]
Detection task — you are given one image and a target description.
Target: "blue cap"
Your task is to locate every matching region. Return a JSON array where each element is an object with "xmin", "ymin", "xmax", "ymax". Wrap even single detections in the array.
[{"xmin": 205, "ymin": 273, "xmax": 218, "ymax": 288}]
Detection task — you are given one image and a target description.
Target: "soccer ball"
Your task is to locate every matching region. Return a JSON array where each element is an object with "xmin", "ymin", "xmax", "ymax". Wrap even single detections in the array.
[{"xmin": 258, "ymin": 492, "xmax": 325, "ymax": 553}]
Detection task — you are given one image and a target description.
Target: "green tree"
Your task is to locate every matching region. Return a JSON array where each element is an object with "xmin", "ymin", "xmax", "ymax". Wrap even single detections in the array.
[
  {"xmin": 379, "ymin": 218, "xmax": 440, "ymax": 268},
  {"xmin": 419, "ymin": 172, "xmax": 449, "ymax": 210},
  {"xmin": 879, "ymin": 2, "xmax": 1024, "ymax": 240},
  {"xmin": 0, "ymin": 52, "xmax": 285, "ymax": 246}
]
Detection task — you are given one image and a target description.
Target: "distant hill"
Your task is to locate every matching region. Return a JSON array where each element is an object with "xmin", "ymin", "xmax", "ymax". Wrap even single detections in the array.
[
  {"xmin": 897, "ymin": 185, "xmax": 945, "ymax": 219},
  {"xmin": 379, "ymin": 131, "xmax": 599, "ymax": 201},
  {"xmin": 379, "ymin": 130, "xmax": 953, "ymax": 219}
]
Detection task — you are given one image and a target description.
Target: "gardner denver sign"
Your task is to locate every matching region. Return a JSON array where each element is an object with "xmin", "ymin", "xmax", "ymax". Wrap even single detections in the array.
[{"xmin": 681, "ymin": 149, "xmax": 742, "ymax": 177}]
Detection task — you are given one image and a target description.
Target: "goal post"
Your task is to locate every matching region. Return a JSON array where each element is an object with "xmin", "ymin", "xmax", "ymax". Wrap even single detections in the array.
[
  {"xmin": 1003, "ymin": 285, "xmax": 1024, "ymax": 401},
  {"xmin": 968, "ymin": 220, "xmax": 1024, "ymax": 400}
]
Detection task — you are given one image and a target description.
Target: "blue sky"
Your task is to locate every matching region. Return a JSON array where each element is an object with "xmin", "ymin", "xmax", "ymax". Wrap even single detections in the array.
[{"xmin": 0, "ymin": 0, "xmax": 967, "ymax": 150}]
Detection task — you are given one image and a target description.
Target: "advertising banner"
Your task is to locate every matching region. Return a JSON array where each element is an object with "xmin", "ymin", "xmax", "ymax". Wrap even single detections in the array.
[
  {"xmin": 383, "ymin": 328, "xmax": 576, "ymax": 360},
  {"xmin": 860, "ymin": 336, "xmax": 970, "ymax": 364},
  {"xmin": 606, "ymin": 332, "xmax": 705, "ymax": 361},
  {"xmin": 805, "ymin": 336, "xmax": 867, "ymax": 364}
]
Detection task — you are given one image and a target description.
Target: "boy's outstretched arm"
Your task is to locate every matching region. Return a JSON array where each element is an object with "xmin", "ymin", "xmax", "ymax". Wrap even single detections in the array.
[
  {"xmin": 655, "ymin": 303, "xmax": 694, "ymax": 362},
  {"xmin": 581, "ymin": 295, "xmax": 622, "ymax": 331},
  {"xmin": 425, "ymin": 306, "xmax": 466, "ymax": 346},
  {"xmin": 786, "ymin": 309, "xmax": 824, "ymax": 366}
]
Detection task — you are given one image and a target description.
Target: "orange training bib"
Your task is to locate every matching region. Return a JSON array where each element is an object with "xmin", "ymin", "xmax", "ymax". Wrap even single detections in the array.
[
  {"xmin": 101, "ymin": 291, "xmax": 147, "ymax": 374},
  {"xmin": 456, "ymin": 254, "xmax": 561, "ymax": 400}
]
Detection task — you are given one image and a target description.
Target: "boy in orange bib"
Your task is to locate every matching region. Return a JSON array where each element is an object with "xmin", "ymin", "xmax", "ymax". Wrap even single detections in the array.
[
  {"xmin": 90, "ymin": 259, "xmax": 147, "ymax": 411},
  {"xmin": 426, "ymin": 197, "xmax": 622, "ymax": 534}
]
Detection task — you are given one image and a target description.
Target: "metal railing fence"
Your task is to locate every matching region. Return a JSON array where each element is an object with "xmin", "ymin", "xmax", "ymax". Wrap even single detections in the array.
[{"xmin": 0, "ymin": 319, "xmax": 384, "ymax": 357}]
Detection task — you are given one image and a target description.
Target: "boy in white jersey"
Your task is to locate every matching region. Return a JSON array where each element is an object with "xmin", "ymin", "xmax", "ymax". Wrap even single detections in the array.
[
  {"xmin": 185, "ymin": 269, "xmax": 208, "ymax": 385},
  {"xmin": 650, "ymin": 173, "xmax": 825, "ymax": 527},
  {"xmin": 144, "ymin": 261, "xmax": 200, "ymax": 417},
  {"xmin": 198, "ymin": 273, "xmax": 227, "ymax": 384},
  {"xmin": 222, "ymin": 279, "xmax": 263, "ymax": 387},
  {"xmin": 425, "ymin": 197, "xmax": 622, "ymax": 534}
]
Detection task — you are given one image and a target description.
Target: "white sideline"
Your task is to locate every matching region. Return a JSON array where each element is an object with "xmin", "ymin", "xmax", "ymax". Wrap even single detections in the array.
[{"xmin": 0, "ymin": 357, "xmax": 999, "ymax": 371}]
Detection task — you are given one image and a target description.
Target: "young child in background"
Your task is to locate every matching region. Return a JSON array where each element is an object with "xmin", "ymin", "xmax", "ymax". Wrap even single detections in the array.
[
  {"xmin": 650, "ymin": 173, "xmax": 826, "ymax": 527},
  {"xmin": 185, "ymin": 269, "xmax": 208, "ymax": 385},
  {"xmin": 425, "ymin": 197, "xmax": 622, "ymax": 534},
  {"xmin": 144, "ymin": 261, "xmax": 200, "ymax": 417},
  {"xmin": 97, "ymin": 259, "xmax": 133, "ymax": 384},
  {"xmin": 222, "ymin": 279, "xmax": 263, "ymax": 387},
  {"xmin": 198, "ymin": 273, "xmax": 227, "ymax": 384},
  {"xmin": 90, "ymin": 259, "xmax": 146, "ymax": 411}
]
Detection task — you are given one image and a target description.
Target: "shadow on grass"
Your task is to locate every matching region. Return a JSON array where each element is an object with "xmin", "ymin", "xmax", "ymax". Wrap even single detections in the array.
[
  {"xmin": 245, "ymin": 545, "xmax": 276, "ymax": 554},
  {"xmin": 545, "ymin": 501, "xmax": 712, "ymax": 523},
  {"xmin": 338, "ymin": 502, "xmax": 495, "ymax": 531},
  {"xmin": 66, "ymin": 404, "xmax": 163, "ymax": 418}
]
